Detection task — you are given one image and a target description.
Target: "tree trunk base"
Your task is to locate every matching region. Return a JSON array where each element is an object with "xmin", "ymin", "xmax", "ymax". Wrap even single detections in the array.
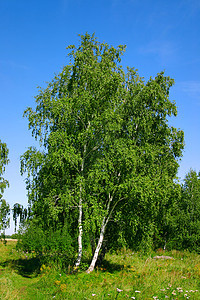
[{"xmin": 86, "ymin": 266, "xmax": 94, "ymax": 273}]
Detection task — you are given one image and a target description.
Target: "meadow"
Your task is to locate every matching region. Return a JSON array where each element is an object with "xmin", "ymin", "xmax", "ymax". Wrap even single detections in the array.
[{"xmin": 0, "ymin": 240, "xmax": 200, "ymax": 299}]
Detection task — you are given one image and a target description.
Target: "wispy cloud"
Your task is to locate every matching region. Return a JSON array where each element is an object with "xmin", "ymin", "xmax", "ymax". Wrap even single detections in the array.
[
  {"xmin": 139, "ymin": 41, "xmax": 178, "ymax": 64},
  {"xmin": 177, "ymin": 81, "xmax": 200, "ymax": 104},
  {"xmin": 0, "ymin": 60, "xmax": 28, "ymax": 70},
  {"xmin": 179, "ymin": 81, "xmax": 200, "ymax": 93}
]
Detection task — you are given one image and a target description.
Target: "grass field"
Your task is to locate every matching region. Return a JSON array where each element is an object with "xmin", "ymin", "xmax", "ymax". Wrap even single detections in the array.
[{"xmin": 0, "ymin": 240, "xmax": 200, "ymax": 299}]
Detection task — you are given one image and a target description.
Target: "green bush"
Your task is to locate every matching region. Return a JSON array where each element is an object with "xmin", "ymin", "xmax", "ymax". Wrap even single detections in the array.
[{"xmin": 17, "ymin": 220, "xmax": 75, "ymax": 269}]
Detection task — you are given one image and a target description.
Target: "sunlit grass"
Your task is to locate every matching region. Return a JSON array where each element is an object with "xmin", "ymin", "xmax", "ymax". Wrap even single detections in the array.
[{"xmin": 0, "ymin": 241, "xmax": 200, "ymax": 299}]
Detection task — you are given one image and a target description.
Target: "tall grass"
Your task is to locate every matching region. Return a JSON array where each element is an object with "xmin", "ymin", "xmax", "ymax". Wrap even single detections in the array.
[{"xmin": 0, "ymin": 241, "xmax": 200, "ymax": 299}]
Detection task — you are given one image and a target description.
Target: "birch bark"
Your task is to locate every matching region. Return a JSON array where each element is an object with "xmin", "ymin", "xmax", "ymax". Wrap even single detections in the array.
[
  {"xmin": 74, "ymin": 143, "xmax": 86, "ymax": 269},
  {"xmin": 74, "ymin": 195, "xmax": 83, "ymax": 268},
  {"xmin": 86, "ymin": 193, "xmax": 113, "ymax": 273},
  {"xmin": 74, "ymin": 121, "xmax": 91, "ymax": 269},
  {"xmin": 86, "ymin": 218, "xmax": 106, "ymax": 273}
]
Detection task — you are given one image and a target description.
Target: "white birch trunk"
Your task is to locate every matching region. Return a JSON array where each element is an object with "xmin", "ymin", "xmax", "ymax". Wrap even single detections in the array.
[
  {"xmin": 74, "ymin": 180, "xmax": 84, "ymax": 269},
  {"xmin": 86, "ymin": 218, "xmax": 106, "ymax": 273},
  {"xmin": 74, "ymin": 196, "xmax": 83, "ymax": 269},
  {"xmin": 74, "ymin": 147, "xmax": 86, "ymax": 269},
  {"xmin": 74, "ymin": 121, "xmax": 92, "ymax": 270},
  {"xmin": 86, "ymin": 193, "xmax": 113, "ymax": 273}
]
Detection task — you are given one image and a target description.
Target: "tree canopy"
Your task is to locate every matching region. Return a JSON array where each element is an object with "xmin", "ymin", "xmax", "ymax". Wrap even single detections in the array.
[{"xmin": 21, "ymin": 33, "xmax": 185, "ymax": 272}]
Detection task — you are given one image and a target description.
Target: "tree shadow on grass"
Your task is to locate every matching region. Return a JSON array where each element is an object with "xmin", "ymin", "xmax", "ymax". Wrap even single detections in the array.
[
  {"xmin": 0, "ymin": 251, "xmax": 125, "ymax": 276},
  {"xmin": 0, "ymin": 257, "xmax": 41, "ymax": 278},
  {"xmin": 99, "ymin": 258, "xmax": 124, "ymax": 273},
  {"xmin": 67, "ymin": 255, "xmax": 124, "ymax": 274}
]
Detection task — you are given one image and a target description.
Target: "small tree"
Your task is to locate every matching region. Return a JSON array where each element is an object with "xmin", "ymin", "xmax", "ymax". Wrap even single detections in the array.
[
  {"xmin": 175, "ymin": 169, "xmax": 200, "ymax": 252},
  {"xmin": 0, "ymin": 140, "xmax": 10, "ymax": 238}
]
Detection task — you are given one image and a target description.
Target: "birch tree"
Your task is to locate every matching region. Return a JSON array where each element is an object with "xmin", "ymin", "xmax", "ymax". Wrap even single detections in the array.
[
  {"xmin": 21, "ymin": 34, "xmax": 184, "ymax": 272},
  {"xmin": 0, "ymin": 140, "xmax": 10, "ymax": 236},
  {"xmin": 85, "ymin": 70, "xmax": 184, "ymax": 272},
  {"xmin": 21, "ymin": 33, "xmax": 126, "ymax": 268}
]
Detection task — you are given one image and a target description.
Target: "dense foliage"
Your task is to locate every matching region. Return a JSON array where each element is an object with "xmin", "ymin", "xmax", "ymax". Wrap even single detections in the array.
[
  {"xmin": 17, "ymin": 33, "xmax": 190, "ymax": 271},
  {"xmin": 169, "ymin": 169, "xmax": 200, "ymax": 252}
]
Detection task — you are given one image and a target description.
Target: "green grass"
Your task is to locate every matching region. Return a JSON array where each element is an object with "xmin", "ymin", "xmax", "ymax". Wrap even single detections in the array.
[{"xmin": 0, "ymin": 241, "xmax": 200, "ymax": 299}]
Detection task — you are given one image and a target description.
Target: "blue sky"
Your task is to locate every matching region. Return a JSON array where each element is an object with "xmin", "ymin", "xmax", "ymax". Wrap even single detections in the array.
[{"xmin": 1, "ymin": 0, "xmax": 199, "ymax": 234}]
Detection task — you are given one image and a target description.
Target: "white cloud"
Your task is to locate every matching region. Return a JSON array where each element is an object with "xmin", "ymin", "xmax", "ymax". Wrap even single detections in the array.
[
  {"xmin": 177, "ymin": 81, "xmax": 200, "ymax": 104},
  {"xmin": 142, "ymin": 42, "xmax": 174, "ymax": 56},
  {"xmin": 179, "ymin": 81, "xmax": 200, "ymax": 94},
  {"xmin": 139, "ymin": 40, "xmax": 178, "ymax": 65}
]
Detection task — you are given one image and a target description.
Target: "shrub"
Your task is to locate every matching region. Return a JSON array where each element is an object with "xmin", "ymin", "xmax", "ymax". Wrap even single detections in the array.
[{"xmin": 17, "ymin": 220, "xmax": 75, "ymax": 269}]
